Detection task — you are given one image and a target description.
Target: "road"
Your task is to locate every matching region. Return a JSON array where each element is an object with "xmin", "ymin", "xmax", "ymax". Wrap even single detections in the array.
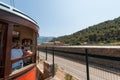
[{"xmin": 38, "ymin": 51, "xmax": 120, "ymax": 80}]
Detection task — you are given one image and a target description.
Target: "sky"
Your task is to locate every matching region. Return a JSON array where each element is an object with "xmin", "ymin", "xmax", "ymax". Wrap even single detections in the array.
[{"xmin": 0, "ymin": 0, "xmax": 120, "ymax": 37}]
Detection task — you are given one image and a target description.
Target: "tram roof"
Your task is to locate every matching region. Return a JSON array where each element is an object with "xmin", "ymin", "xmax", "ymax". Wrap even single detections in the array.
[{"xmin": 0, "ymin": 1, "xmax": 38, "ymax": 26}]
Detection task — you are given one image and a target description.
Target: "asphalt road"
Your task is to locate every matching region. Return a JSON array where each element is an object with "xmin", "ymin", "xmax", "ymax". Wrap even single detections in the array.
[{"xmin": 38, "ymin": 51, "xmax": 120, "ymax": 80}]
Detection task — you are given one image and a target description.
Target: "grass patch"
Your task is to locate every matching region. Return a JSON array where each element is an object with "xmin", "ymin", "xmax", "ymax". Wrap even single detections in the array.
[{"xmin": 65, "ymin": 73, "xmax": 73, "ymax": 80}]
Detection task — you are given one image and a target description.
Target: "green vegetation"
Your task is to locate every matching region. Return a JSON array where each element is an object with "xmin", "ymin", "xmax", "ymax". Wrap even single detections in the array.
[
  {"xmin": 65, "ymin": 73, "xmax": 73, "ymax": 80},
  {"xmin": 52, "ymin": 17, "xmax": 120, "ymax": 45}
]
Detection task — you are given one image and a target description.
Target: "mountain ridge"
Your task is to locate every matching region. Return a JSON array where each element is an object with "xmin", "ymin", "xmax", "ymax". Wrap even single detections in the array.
[{"xmin": 38, "ymin": 36, "xmax": 54, "ymax": 44}]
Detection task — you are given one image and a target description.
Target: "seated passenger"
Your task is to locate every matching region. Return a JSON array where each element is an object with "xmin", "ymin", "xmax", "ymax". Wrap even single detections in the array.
[
  {"xmin": 11, "ymin": 42, "xmax": 23, "ymax": 71},
  {"xmin": 22, "ymin": 40, "xmax": 33, "ymax": 66},
  {"xmin": 22, "ymin": 40, "xmax": 32, "ymax": 54}
]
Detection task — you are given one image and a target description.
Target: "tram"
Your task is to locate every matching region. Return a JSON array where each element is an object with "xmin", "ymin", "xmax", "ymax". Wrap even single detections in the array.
[{"xmin": 0, "ymin": 2, "xmax": 39, "ymax": 80}]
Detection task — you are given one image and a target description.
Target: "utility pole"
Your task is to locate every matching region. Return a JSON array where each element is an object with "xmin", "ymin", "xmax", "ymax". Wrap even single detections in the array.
[
  {"xmin": 13, "ymin": 0, "xmax": 15, "ymax": 7},
  {"xmin": 10, "ymin": 0, "xmax": 15, "ymax": 7}
]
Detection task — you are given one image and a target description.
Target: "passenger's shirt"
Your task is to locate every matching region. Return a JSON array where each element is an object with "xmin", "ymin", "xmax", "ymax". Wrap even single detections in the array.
[{"xmin": 11, "ymin": 49, "xmax": 23, "ymax": 69}]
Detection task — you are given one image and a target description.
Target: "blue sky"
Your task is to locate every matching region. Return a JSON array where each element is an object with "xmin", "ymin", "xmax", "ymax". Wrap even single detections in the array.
[{"xmin": 0, "ymin": 0, "xmax": 120, "ymax": 37}]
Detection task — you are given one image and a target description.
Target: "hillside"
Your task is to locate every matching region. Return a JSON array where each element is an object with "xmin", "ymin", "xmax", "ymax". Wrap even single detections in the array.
[{"xmin": 52, "ymin": 17, "xmax": 120, "ymax": 45}]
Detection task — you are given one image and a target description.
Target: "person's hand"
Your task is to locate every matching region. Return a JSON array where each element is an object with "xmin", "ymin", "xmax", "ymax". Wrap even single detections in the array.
[{"xmin": 27, "ymin": 50, "xmax": 33, "ymax": 55}]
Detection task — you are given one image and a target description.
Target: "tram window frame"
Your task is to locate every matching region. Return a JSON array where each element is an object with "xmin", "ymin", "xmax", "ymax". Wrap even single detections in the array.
[
  {"xmin": 0, "ymin": 30, "xmax": 4, "ymax": 48},
  {"xmin": 0, "ymin": 23, "xmax": 6, "ymax": 78},
  {"xmin": 0, "ymin": 31, "xmax": 2, "ymax": 47},
  {"xmin": 0, "ymin": 31, "xmax": 2, "ymax": 66},
  {"xmin": 0, "ymin": 29, "xmax": 4, "ymax": 65}
]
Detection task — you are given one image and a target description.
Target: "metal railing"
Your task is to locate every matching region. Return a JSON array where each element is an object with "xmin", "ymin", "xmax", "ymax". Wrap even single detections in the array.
[{"xmin": 38, "ymin": 46, "xmax": 120, "ymax": 80}]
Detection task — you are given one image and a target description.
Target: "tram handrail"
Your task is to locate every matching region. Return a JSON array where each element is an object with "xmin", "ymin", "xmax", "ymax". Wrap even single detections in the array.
[{"xmin": 8, "ymin": 63, "xmax": 35, "ymax": 79}]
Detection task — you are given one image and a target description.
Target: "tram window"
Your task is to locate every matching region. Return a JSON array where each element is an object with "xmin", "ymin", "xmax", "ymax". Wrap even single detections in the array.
[
  {"xmin": 12, "ymin": 31, "xmax": 20, "ymax": 42},
  {"xmin": 11, "ymin": 39, "xmax": 33, "ymax": 71},
  {"xmin": 11, "ymin": 43, "xmax": 23, "ymax": 71}
]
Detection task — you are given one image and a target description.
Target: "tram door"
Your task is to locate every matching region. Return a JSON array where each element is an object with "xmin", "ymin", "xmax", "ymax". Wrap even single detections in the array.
[{"xmin": 0, "ymin": 22, "xmax": 7, "ymax": 78}]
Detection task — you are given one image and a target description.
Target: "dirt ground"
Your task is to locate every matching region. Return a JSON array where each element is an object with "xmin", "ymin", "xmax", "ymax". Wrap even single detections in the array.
[{"xmin": 55, "ymin": 67, "xmax": 78, "ymax": 80}]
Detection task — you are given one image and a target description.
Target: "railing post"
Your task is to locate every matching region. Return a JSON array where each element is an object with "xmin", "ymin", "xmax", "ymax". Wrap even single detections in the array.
[
  {"xmin": 52, "ymin": 47, "xmax": 55, "ymax": 77},
  {"xmin": 85, "ymin": 49, "xmax": 90, "ymax": 80},
  {"xmin": 46, "ymin": 46, "xmax": 47, "ymax": 60}
]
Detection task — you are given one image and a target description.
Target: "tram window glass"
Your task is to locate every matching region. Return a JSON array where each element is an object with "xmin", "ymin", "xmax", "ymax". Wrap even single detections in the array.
[
  {"xmin": 11, "ymin": 31, "xmax": 23, "ymax": 71},
  {"xmin": 11, "ymin": 38, "xmax": 33, "ymax": 71},
  {"xmin": 11, "ymin": 41, "xmax": 24, "ymax": 72},
  {"xmin": 12, "ymin": 31, "xmax": 20, "ymax": 42}
]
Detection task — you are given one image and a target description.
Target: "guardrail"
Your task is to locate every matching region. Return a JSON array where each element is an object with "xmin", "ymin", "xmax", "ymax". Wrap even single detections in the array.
[{"xmin": 38, "ymin": 46, "xmax": 120, "ymax": 80}]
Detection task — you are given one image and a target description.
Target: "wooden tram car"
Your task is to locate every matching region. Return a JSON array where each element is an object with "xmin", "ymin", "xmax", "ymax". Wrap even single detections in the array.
[{"xmin": 0, "ymin": 2, "xmax": 39, "ymax": 80}]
